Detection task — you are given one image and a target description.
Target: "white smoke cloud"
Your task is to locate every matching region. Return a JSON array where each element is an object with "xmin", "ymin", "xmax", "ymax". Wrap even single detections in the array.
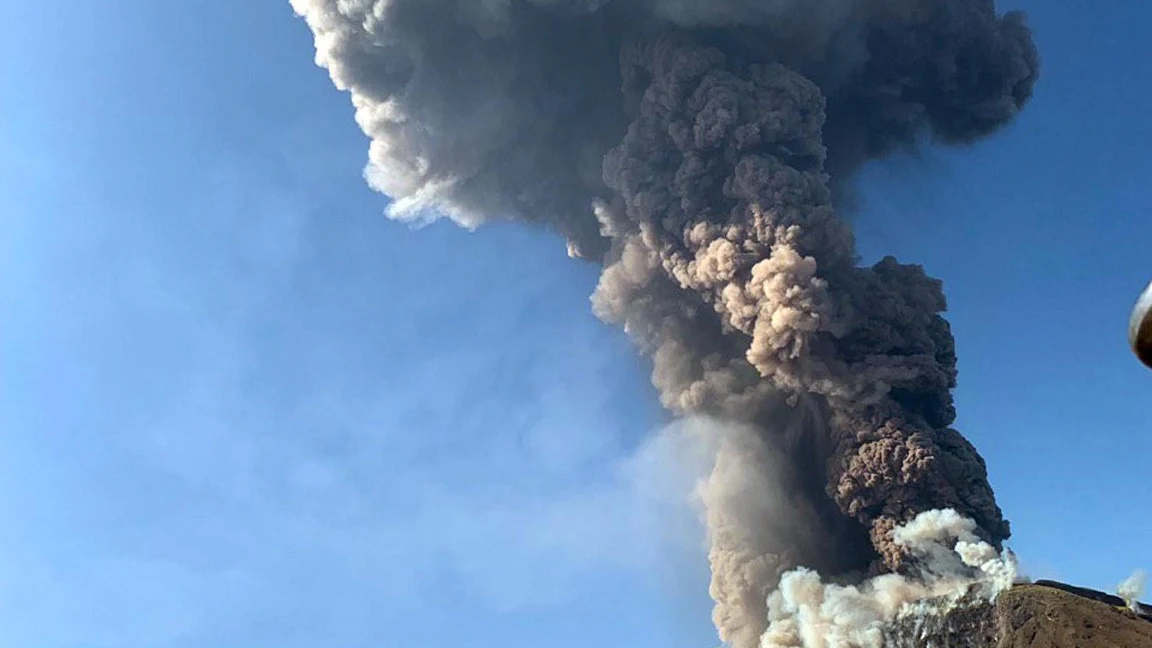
[
  {"xmin": 636, "ymin": 419, "xmax": 1023, "ymax": 648},
  {"xmin": 1118, "ymin": 569, "xmax": 1147, "ymax": 614},
  {"xmin": 760, "ymin": 509, "xmax": 1018, "ymax": 648}
]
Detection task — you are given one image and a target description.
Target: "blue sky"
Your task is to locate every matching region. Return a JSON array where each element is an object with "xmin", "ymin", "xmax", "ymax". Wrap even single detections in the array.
[{"xmin": 1, "ymin": 1, "xmax": 1149, "ymax": 647}]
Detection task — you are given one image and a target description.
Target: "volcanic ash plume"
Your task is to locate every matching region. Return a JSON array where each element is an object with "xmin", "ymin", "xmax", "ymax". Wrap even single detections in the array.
[{"xmin": 291, "ymin": 0, "xmax": 1038, "ymax": 645}]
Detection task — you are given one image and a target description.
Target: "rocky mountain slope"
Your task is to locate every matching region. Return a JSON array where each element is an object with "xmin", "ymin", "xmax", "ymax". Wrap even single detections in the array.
[{"xmin": 886, "ymin": 581, "xmax": 1152, "ymax": 647}]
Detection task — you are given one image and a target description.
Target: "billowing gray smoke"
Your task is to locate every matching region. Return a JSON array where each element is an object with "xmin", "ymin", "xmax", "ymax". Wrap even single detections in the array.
[{"xmin": 291, "ymin": 1, "xmax": 1038, "ymax": 645}]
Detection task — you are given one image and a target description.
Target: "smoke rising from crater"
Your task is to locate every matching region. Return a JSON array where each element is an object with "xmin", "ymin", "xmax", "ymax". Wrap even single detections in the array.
[
  {"xmin": 1119, "ymin": 570, "xmax": 1148, "ymax": 614},
  {"xmin": 291, "ymin": 0, "xmax": 1038, "ymax": 644}
]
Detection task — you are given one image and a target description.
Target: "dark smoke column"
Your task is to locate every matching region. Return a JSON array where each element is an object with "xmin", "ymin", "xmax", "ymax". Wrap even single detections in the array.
[
  {"xmin": 596, "ymin": 31, "xmax": 1022, "ymax": 562},
  {"xmin": 291, "ymin": 1, "xmax": 1038, "ymax": 645}
]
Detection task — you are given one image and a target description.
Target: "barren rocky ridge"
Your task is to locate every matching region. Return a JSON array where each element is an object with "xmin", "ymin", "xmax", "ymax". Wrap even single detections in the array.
[{"xmin": 886, "ymin": 581, "xmax": 1152, "ymax": 648}]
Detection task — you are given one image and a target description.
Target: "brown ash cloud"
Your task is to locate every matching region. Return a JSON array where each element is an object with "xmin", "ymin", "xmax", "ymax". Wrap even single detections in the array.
[{"xmin": 291, "ymin": 1, "xmax": 1038, "ymax": 645}]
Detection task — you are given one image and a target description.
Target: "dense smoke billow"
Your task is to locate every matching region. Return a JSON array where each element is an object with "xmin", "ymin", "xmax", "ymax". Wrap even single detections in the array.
[
  {"xmin": 762, "ymin": 507, "xmax": 1018, "ymax": 648},
  {"xmin": 291, "ymin": 0, "xmax": 1038, "ymax": 644}
]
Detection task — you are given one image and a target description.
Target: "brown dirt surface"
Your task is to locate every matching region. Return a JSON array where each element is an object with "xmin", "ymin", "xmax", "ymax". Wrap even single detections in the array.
[
  {"xmin": 996, "ymin": 582, "xmax": 1152, "ymax": 648},
  {"xmin": 885, "ymin": 581, "xmax": 1152, "ymax": 647}
]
